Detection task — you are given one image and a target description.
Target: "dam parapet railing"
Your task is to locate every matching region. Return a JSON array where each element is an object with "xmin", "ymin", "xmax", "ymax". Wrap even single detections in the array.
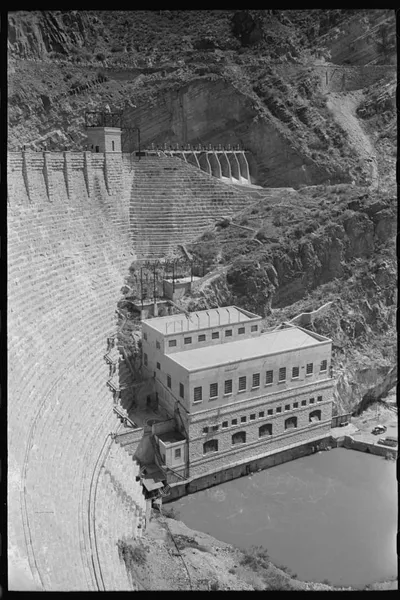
[
  {"xmin": 7, "ymin": 150, "xmax": 150, "ymax": 205},
  {"xmin": 8, "ymin": 148, "xmax": 253, "ymax": 206}
]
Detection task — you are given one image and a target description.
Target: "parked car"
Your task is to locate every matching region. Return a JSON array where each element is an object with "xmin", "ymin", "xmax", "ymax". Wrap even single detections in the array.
[
  {"xmin": 377, "ymin": 436, "xmax": 398, "ymax": 448},
  {"xmin": 371, "ymin": 425, "xmax": 387, "ymax": 435}
]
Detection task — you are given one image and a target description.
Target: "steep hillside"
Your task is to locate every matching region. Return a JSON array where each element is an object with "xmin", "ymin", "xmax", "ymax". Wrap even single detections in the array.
[
  {"xmin": 8, "ymin": 10, "xmax": 396, "ymax": 188},
  {"xmin": 182, "ymin": 184, "xmax": 397, "ymax": 415}
]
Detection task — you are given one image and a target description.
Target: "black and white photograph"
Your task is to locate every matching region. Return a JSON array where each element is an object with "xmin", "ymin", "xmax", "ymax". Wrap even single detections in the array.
[{"xmin": 7, "ymin": 9, "xmax": 397, "ymax": 592}]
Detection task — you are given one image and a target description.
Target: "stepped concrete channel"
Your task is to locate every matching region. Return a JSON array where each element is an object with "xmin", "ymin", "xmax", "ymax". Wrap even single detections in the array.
[{"xmin": 7, "ymin": 151, "xmax": 254, "ymax": 590}]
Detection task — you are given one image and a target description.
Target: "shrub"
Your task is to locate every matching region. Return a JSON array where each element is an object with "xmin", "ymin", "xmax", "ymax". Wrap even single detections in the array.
[
  {"xmin": 209, "ymin": 580, "xmax": 220, "ymax": 591},
  {"xmin": 174, "ymin": 534, "xmax": 209, "ymax": 553},
  {"xmin": 240, "ymin": 545, "xmax": 270, "ymax": 571},
  {"xmin": 162, "ymin": 506, "xmax": 179, "ymax": 519},
  {"xmin": 96, "ymin": 52, "xmax": 106, "ymax": 61},
  {"xmin": 263, "ymin": 572, "xmax": 294, "ymax": 591},
  {"xmin": 201, "ymin": 230, "xmax": 215, "ymax": 241},
  {"xmin": 117, "ymin": 540, "xmax": 147, "ymax": 568}
]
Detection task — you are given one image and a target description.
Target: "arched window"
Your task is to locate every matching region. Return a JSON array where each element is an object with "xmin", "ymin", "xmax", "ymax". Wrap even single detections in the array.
[
  {"xmin": 259, "ymin": 423, "xmax": 273, "ymax": 437},
  {"xmin": 232, "ymin": 431, "xmax": 246, "ymax": 445},
  {"xmin": 309, "ymin": 410, "xmax": 322, "ymax": 423},
  {"xmin": 285, "ymin": 416, "xmax": 297, "ymax": 430},
  {"xmin": 203, "ymin": 439, "xmax": 218, "ymax": 454}
]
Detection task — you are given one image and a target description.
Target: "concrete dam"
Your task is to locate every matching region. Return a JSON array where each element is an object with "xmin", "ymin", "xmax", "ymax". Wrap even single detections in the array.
[{"xmin": 7, "ymin": 150, "xmax": 254, "ymax": 590}]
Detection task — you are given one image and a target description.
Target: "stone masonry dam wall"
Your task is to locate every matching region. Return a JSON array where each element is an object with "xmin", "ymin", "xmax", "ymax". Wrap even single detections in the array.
[{"xmin": 7, "ymin": 151, "xmax": 251, "ymax": 590}]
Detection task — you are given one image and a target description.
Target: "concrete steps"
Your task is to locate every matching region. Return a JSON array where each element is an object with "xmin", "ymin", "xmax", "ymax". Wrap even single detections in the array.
[
  {"xmin": 95, "ymin": 442, "xmax": 146, "ymax": 590},
  {"xmin": 8, "ymin": 189, "xmax": 133, "ymax": 590},
  {"xmin": 129, "ymin": 156, "xmax": 253, "ymax": 258}
]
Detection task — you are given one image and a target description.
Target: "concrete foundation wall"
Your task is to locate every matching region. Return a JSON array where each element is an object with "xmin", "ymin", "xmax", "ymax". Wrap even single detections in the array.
[
  {"xmin": 189, "ymin": 418, "xmax": 332, "ymax": 478},
  {"xmin": 165, "ymin": 432, "xmax": 332, "ymax": 502}
]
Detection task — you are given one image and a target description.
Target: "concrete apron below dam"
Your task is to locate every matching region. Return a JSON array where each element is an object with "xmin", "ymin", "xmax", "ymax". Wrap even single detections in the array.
[{"xmin": 164, "ymin": 430, "xmax": 397, "ymax": 503}]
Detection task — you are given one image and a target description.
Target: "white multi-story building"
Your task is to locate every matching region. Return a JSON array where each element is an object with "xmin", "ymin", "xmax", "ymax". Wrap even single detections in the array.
[{"xmin": 141, "ymin": 306, "xmax": 334, "ymax": 481}]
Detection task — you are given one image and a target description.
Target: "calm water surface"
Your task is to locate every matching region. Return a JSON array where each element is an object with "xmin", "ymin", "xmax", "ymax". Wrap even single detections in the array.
[{"xmin": 170, "ymin": 449, "xmax": 397, "ymax": 588}]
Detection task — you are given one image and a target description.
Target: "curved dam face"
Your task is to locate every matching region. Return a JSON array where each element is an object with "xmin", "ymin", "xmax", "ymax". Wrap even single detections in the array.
[{"xmin": 7, "ymin": 151, "xmax": 251, "ymax": 590}]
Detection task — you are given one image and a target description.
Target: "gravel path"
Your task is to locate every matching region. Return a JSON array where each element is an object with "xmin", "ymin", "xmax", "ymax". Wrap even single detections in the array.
[{"xmin": 326, "ymin": 90, "xmax": 379, "ymax": 189}]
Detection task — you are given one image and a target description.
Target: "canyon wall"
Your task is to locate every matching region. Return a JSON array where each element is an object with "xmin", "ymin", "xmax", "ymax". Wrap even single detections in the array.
[{"xmin": 122, "ymin": 79, "xmax": 346, "ymax": 189}]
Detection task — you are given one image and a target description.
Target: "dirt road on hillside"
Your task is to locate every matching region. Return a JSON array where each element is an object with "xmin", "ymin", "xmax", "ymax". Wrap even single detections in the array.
[{"xmin": 326, "ymin": 91, "xmax": 379, "ymax": 189}]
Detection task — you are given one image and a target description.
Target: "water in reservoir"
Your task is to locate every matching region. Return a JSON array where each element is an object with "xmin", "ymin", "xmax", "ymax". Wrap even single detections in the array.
[{"xmin": 169, "ymin": 449, "xmax": 397, "ymax": 588}]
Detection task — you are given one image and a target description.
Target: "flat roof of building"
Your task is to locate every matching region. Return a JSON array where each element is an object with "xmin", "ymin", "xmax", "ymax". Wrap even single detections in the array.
[
  {"xmin": 143, "ymin": 306, "xmax": 260, "ymax": 334},
  {"xmin": 166, "ymin": 326, "xmax": 331, "ymax": 372},
  {"xmin": 158, "ymin": 430, "xmax": 186, "ymax": 444}
]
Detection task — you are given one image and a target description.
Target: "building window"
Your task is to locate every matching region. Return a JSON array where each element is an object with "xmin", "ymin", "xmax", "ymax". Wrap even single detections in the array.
[
  {"xmin": 278, "ymin": 367, "xmax": 286, "ymax": 382},
  {"xmin": 320, "ymin": 360, "xmax": 327, "ymax": 372},
  {"xmin": 210, "ymin": 383, "xmax": 218, "ymax": 399},
  {"xmin": 212, "ymin": 331, "xmax": 219, "ymax": 339},
  {"xmin": 143, "ymin": 332, "xmax": 147, "ymax": 341},
  {"xmin": 317, "ymin": 395, "xmax": 323, "ymax": 402},
  {"xmin": 167, "ymin": 375, "xmax": 171, "ymax": 389},
  {"xmin": 174, "ymin": 448, "xmax": 181, "ymax": 459},
  {"xmin": 241, "ymin": 416, "xmax": 247, "ymax": 423},
  {"xmin": 157, "ymin": 362, "xmax": 160, "ymax": 370},
  {"xmin": 169, "ymin": 339, "xmax": 177, "ymax": 347},
  {"xmin": 265, "ymin": 370, "xmax": 273, "ymax": 384},
  {"xmin": 232, "ymin": 431, "xmax": 246, "ymax": 445},
  {"xmin": 276, "ymin": 406, "xmax": 282, "ymax": 413},
  {"xmin": 293, "ymin": 402, "xmax": 299, "ymax": 408},
  {"xmin": 161, "ymin": 452, "xmax": 165, "ymax": 464},
  {"xmin": 238, "ymin": 376, "xmax": 246, "ymax": 391},
  {"xmin": 203, "ymin": 427, "xmax": 209, "ymax": 434},
  {"xmin": 292, "ymin": 366, "xmax": 299, "ymax": 378},
  {"xmin": 250, "ymin": 414, "xmax": 256, "ymax": 420},
  {"xmin": 251, "ymin": 325, "xmax": 258, "ymax": 332},
  {"xmin": 184, "ymin": 337, "xmax": 192, "ymax": 345},
  {"xmin": 252, "ymin": 373, "xmax": 260, "ymax": 388},
  {"xmin": 301, "ymin": 399, "xmax": 307, "ymax": 406},
  {"xmin": 267, "ymin": 409, "xmax": 273, "ymax": 415},
  {"xmin": 285, "ymin": 404, "xmax": 290, "ymax": 411},
  {"xmin": 309, "ymin": 397, "xmax": 315, "ymax": 404},
  {"xmin": 179, "ymin": 383, "xmax": 184, "ymax": 399},
  {"xmin": 198, "ymin": 334, "xmax": 206, "ymax": 342},
  {"xmin": 222, "ymin": 421, "xmax": 228, "ymax": 428},
  {"xmin": 309, "ymin": 410, "xmax": 321, "ymax": 423},
  {"xmin": 212, "ymin": 425, "xmax": 219, "ymax": 431},
  {"xmin": 144, "ymin": 353, "xmax": 148, "ymax": 366},
  {"xmin": 259, "ymin": 411, "xmax": 265, "ymax": 418},
  {"xmin": 224, "ymin": 379, "xmax": 233, "ymax": 395},
  {"xmin": 259, "ymin": 423, "xmax": 272, "ymax": 437},
  {"xmin": 203, "ymin": 439, "xmax": 218, "ymax": 454},
  {"xmin": 225, "ymin": 329, "xmax": 233, "ymax": 337},
  {"xmin": 95, "ymin": 145, "xmax": 100, "ymax": 153},
  {"xmin": 238, "ymin": 327, "xmax": 245, "ymax": 334},
  {"xmin": 306, "ymin": 363, "xmax": 313, "ymax": 375},
  {"xmin": 112, "ymin": 140, "xmax": 115, "ymax": 151},
  {"xmin": 156, "ymin": 340, "xmax": 160, "ymax": 349},
  {"xmin": 231, "ymin": 418, "xmax": 238, "ymax": 426},
  {"xmin": 285, "ymin": 416, "xmax": 297, "ymax": 430},
  {"xmin": 194, "ymin": 387, "xmax": 202, "ymax": 403}
]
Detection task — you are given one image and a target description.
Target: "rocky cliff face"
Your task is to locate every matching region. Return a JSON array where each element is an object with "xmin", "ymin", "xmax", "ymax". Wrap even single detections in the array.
[
  {"xmin": 181, "ymin": 185, "xmax": 396, "ymax": 414},
  {"xmin": 8, "ymin": 10, "xmax": 396, "ymax": 189}
]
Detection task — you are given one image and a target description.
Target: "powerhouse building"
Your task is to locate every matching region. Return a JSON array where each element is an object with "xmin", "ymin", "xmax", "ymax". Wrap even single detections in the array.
[{"xmin": 141, "ymin": 306, "xmax": 334, "ymax": 481}]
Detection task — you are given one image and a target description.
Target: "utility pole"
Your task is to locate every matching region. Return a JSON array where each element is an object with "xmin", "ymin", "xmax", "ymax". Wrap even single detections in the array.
[{"xmin": 140, "ymin": 267, "xmax": 144, "ymax": 311}]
